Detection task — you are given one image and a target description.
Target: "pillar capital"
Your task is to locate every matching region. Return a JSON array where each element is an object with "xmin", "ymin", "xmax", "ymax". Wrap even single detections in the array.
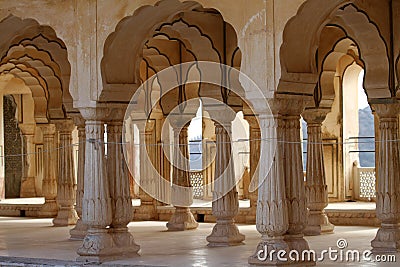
[
  {"xmin": 275, "ymin": 96, "xmax": 308, "ymax": 116},
  {"xmin": 372, "ymin": 102, "xmax": 400, "ymax": 119},
  {"xmin": 19, "ymin": 123, "xmax": 35, "ymax": 135},
  {"xmin": 204, "ymin": 105, "xmax": 236, "ymax": 125},
  {"xmin": 302, "ymin": 108, "xmax": 330, "ymax": 125},
  {"xmin": 168, "ymin": 114, "xmax": 194, "ymax": 129},
  {"xmin": 78, "ymin": 107, "xmax": 110, "ymax": 121},
  {"xmin": 54, "ymin": 119, "xmax": 75, "ymax": 133},
  {"xmin": 105, "ymin": 107, "xmax": 127, "ymax": 122},
  {"xmin": 70, "ymin": 113, "xmax": 85, "ymax": 128},
  {"xmin": 38, "ymin": 123, "xmax": 56, "ymax": 136}
]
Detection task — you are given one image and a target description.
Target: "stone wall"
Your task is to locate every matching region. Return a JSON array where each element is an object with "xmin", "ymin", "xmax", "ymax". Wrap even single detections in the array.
[{"xmin": 3, "ymin": 95, "xmax": 22, "ymax": 198}]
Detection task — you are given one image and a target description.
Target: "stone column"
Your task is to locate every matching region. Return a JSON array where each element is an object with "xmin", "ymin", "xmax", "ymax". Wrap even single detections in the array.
[
  {"xmin": 38, "ymin": 124, "xmax": 58, "ymax": 217},
  {"xmin": 19, "ymin": 124, "xmax": 37, "ymax": 197},
  {"xmin": 244, "ymin": 116, "xmax": 260, "ymax": 212},
  {"xmin": 207, "ymin": 112, "xmax": 245, "ymax": 246},
  {"xmin": 302, "ymin": 109, "xmax": 334, "ymax": 235},
  {"xmin": 70, "ymin": 116, "xmax": 88, "ymax": 239},
  {"xmin": 278, "ymin": 98, "xmax": 312, "ymax": 264},
  {"xmin": 134, "ymin": 119, "xmax": 158, "ymax": 220},
  {"xmin": 77, "ymin": 108, "xmax": 115, "ymax": 262},
  {"xmin": 53, "ymin": 119, "xmax": 78, "ymax": 226},
  {"xmin": 107, "ymin": 117, "xmax": 140, "ymax": 254},
  {"xmin": 166, "ymin": 116, "xmax": 198, "ymax": 231},
  {"xmin": 371, "ymin": 103, "xmax": 400, "ymax": 253},
  {"xmin": 248, "ymin": 110, "xmax": 290, "ymax": 265}
]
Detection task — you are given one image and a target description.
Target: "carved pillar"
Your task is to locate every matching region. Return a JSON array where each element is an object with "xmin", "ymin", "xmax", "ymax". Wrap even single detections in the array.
[
  {"xmin": 134, "ymin": 120, "xmax": 157, "ymax": 220},
  {"xmin": 278, "ymin": 98, "xmax": 312, "ymax": 264},
  {"xmin": 244, "ymin": 116, "xmax": 260, "ymax": 211},
  {"xmin": 19, "ymin": 124, "xmax": 36, "ymax": 197},
  {"xmin": 248, "ymin": 110, "xmax": 290, "ymax": 265},
  {"xmin": 70, "ymin": 116, "xmax": 88, "ymax": 239},
  {"xmin": 107, "ymin": 117, "xmax": 140, "ymax": 255},
  {"xmin": 373, "ymin": 111, "xmax": 380, "ymax": 186},
  {"xmin": 53, "ymin": 119, "xmax": 78, "ymax": 226},
  {"xmin": 302, "ymin": 109, "xmax": 334, "ymax": 236},
  {"xmin": 38, "ymin": 124, "xmax": 58, "ymax": 217},
  {"xmin": 207, "ymin": 113, "xmax": 245, "ymax": 246},
  {"xmin": 77, "ymin": 108, "xmax": 115, "ymax": 262},
  {"xmin": 166, "ymin": 116, "xmax": 198, "ymax": 231},
  {"xmin": 371, "ymin": 103, "xmax": 400, "ymax": 253}
]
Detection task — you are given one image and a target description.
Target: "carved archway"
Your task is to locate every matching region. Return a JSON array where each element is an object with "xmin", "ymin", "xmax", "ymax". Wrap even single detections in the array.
[{"xmin": 279, "ymin": 2, "xmax": 390, "ymax": 99}]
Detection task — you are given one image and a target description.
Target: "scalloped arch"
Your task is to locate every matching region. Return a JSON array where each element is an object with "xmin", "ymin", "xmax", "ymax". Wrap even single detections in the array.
[
  {"xmin": 0, "ymin": 14, "xmax": 72, "ymax": 113},
  {"xmin": 102, "ymin": 0, "xmax": 202, "ymax": 84},
  {"xmin": 0, "ymin": 66, "xmax": 48, "ymax": 122},
  {"xmin": 102, "ymin": 0, "xmax": 240, "ymax": 86},
  {"xmin": 279, "ymin": 1, "xmax": 390, "ymax": 99},
  {"xmin": 3, "ymin": 45, "xmax": 64, "ymax": 118}
]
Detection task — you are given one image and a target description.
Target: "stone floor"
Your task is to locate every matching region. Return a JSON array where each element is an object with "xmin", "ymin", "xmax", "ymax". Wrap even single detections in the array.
[{"xmin": 0, "ymin": 216, "xmax": 397, "ymax": 267}]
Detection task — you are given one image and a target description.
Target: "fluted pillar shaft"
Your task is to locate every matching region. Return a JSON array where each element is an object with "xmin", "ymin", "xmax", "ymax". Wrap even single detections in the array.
[
  {"xmin": 135, "ymin": 120, "xmax": 157, "ymax": 220},
  {"xmin": 167, "ymin": 118, "xmax": 198, "ymax": 231},
  {"xmin": 303, "ymin": 109, "xmax": 334, "ymax": 235},
  {"xmin": 371, "ymin": 103, "xmax": 400, "ymax": 253},
  {"xmin": 70, "ymin": 118, "xmax": 88, "ymax": 239},
  {"xmin": 39, "ymin": 124, "xmax": 58, "ymax": 217},
  {"xmin": 278, "ymin": 99, "xmax": 312, "ymax": 265},
  {"xmin": 248, "ymin": 113, "xmax": 290, "ymax": 265},
  {"xmin": 77, "ymin": 118, "xmax": 114, "ymax": 262},
  {"xmin": 245, "ymin": 116, "xmax": 260, "ymax": 210},
  {"xmin": 107, "ymin": 120, "xmax": 140, "ymax": 253},
  {"xmin": 207, "ymin": 120, "xmax": 245, "ymax": 246},
  {"xmin": 280, "ymin": 115, "xmax": 307, "ymax": 234},
  {"xmin": 53, "ymin": 120, "xmax": 78, "ymax": 226}
]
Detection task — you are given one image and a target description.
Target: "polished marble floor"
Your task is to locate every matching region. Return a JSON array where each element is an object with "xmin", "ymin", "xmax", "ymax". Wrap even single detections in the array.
[{"xmin": 0, "ymin": 216, "xmax": 397, "ymax": 266}]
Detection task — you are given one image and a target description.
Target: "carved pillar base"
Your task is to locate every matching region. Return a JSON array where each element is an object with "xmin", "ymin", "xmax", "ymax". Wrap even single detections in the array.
[
  {"xmin": 77, "ymin": 229, "xmax": 118, "ymax": 263},
  {"xmin": 79, "ymin": 228, "xmax": 139, "ymax": 263},
  {"xmin": 371, "ymin": 224, "xmax": 400, "ymax": 253},
  {"xmin": 53, "ymin": 206, "xmax": 78, "ymax": 226},
  {"xmin": 109, "ymin": 227, "xmax": 140, "ymax": 255},
  {"xmin": 166, "ymin": 207, "xmax": 198, "ymax": 231},
  {"xmin": 284, "ymin": 234, "xmax": 315, "ymax": 266},
  {"xmin": 248, "ymin": 237, "xmax": 290, "ymax": 266},
  {"xmin": 304, "ymin": 211, "xmax": 334, "ymax": 236},
  {"xmin": 38, "ymin": 200, "xmax": 58, "ymax": 217},
  {"xmin": 70, "ymin": 219, "xmax": 89, "ymax": 240},
  {"xmin": 206, "ymin": 218, "xmax": 245, "ymax": 247}
]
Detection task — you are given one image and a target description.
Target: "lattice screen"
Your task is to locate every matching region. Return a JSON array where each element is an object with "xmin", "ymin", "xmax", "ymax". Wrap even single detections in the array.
[
  {"xmin": 189, "ymin": 171, "xmax": 204, "ymax": 199},
  {"xmin": 359, "ymin": 170, "xmax": 376, "ymax": 199}
]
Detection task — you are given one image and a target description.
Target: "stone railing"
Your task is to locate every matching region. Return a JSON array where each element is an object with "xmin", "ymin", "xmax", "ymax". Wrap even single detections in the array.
[{"xmin": 353, "ymin": 161, "xmax": 376, "ymax": 201}]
